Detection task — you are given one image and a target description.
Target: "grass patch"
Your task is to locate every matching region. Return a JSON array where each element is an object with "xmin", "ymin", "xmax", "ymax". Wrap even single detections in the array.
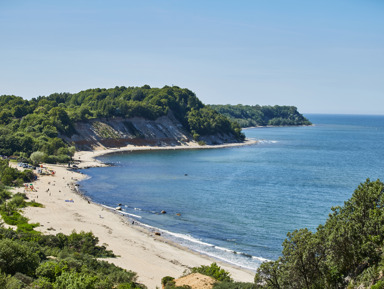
[
  {"xmin": 27, "ymin": 201, "xmax": 44, "ymax": 208},
  {"xmin": 1, "ymin": 211, "xmax": 28, "ymax": 226},
  {"xmin": 17, "ymin": 222, "xmax": 40, "ymax": 233}
]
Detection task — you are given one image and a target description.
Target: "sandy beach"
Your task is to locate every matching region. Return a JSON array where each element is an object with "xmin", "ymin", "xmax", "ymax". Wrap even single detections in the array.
[{"xmin": 20, "ymin": 141, "xmax": 257, "ymax": 288}]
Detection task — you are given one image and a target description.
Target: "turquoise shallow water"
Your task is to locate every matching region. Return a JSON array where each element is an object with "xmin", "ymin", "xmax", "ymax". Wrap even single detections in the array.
[{"xmin": 79, "ymin": 114, "xmax": 384, "ymax": 270}]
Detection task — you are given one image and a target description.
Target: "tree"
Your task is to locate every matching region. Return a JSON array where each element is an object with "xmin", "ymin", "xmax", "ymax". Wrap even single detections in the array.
[
  {"xmin": 30, "ymin": 151, "xmax": 46, "ymax": 165},
  {"xmin": 53, "ymin": 271, "xmax": 101, "ymax": 289},
  {"xmin": 254, "ymin": 261, "xmax": 283, "ymax": 289},
  {"xmin": 0, "ymin": 239, "xmax": 40, "ymax": 276},
  {"xmin": 255, "ymin": 179, "xmax": 384, "ymax": 288},
  {"xmin": 280, "ymin": 229, "xmax": 325, "ymax": 288}
]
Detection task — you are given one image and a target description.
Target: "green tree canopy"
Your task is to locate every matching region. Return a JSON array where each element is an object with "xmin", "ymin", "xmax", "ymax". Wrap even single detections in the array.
[
  {"xmin": 209, "ymin": 104, "xmax": 311, "ymax": 127},
  {"xmin": 255, "ymin": 179, "xmax": 384, "ymax": 289}
]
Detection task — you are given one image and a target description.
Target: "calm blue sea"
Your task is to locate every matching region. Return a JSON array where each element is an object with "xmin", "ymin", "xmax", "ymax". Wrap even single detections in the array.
[{"xmin": 79, "ymin": 114, "xmax": 384, "ymax": 271}]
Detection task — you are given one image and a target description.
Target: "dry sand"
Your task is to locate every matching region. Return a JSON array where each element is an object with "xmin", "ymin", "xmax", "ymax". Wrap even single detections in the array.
[{"xmin": 20, "ymin": 141, "xmax": 257, "ymax": 288}]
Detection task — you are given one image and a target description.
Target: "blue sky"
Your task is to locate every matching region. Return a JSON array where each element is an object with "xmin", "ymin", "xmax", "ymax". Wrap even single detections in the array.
[{"xmin": 1, "ymin": 0, "xmax": 383, "ymax": 114}]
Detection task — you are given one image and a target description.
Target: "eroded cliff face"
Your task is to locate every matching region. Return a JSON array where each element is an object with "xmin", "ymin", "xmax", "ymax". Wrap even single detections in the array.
[
  {"xmin": 61, "ymin": 113, "xmax": 241, "ymax": 150},
  {"xmin": 61, "ymin": 114, "xmax": 191, "ymax": 150}
]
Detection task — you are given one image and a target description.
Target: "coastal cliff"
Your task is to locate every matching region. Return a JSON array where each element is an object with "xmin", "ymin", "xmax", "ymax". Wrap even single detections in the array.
[
  {"xmin": 61, "ymin": 113, "xmax": 242, "ymax": 150},
  {"xmin": 0, "ymin": 86, "xmax": 245, "ymax": 158}
]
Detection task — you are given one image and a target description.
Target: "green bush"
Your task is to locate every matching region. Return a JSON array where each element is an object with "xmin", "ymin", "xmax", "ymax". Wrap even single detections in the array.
[
  {"xmin": 213, "ymin": 282, "xmax": 258, "ymax": 289},
  {"xmin": 372, "ymin": 280, "xmax": 384, "ymax": 289},
  {"xmin": 36, "ymin": 261, "xmax": 61, "ymax": 282},
  {"xmin": 0, "ymin": 239, "xmax": 40, "ymax": 276},
  {"xmin": 1, "ymin": 174, "xmax": 14, "ymax": 186},
  {"xmin": 30, "ymin": 151, "xmax": 47, "ymax": 165},
  {"xmin": 116, "ymin": 282, "xmax": 147, "ymax": 289},
  {"xmin": 0, "ymin": 189, "xmax": 11, "ymax": 204},
  {"xmin": 190, "ymin": 263, "xmax": 232, "ymax": 282},
  {"xmin": 9, "ymin": 194, "xmax": 27, "ymax": 208},
  {"xmin": 13, "ymin": 272, "xmax": 34, "ymax": 286},
  {"xmin": 45, "ymin": 155, "xmax": 58, "ymax": 164},
  {"xmin": 17, "ymin": 222, "xmax": 40, "ymax": 233},
  {"xmin": 162, "ymin": 276, "xmax": 175, "ymax": 287},
  {"xmin": 20, "ymin": 169, "xmax": 35, "ymax": 182},
  {"xmin": 53, "ymin": 271, "xmax": 102, "ymax": 289},
  {"xmin": 27, "ymin": 200, "xmax": 44, "ymax": 207},
  {"xmin": 31, "ymin": 277, "xmax": 54, "ymax": 289},
  {"xmin": 0, "ymin": 210, "xmax": 28, "ymax": 226}
]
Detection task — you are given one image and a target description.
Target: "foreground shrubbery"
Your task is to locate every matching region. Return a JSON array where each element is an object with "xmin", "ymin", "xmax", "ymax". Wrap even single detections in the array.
[
  {"xmin": 0, "ymin": 184, "xmax": 146, "ymax": 289},
  {"xmin": 0, "ymin": 159, "xmax": 35, "ymax": 186},
  {"xmin": 255, "ymin": 179, "xmax": 384, "ymax": 288},
  {"xmin": 0, "ymin": 228, "xmax": 145, "ymax": 288}
]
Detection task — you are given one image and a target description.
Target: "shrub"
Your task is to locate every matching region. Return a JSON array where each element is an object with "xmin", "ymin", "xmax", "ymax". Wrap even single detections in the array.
[
  {"xmin": 35, "ymin": 261, "xmax": 60, "ymax": 282},
  {"xmin": 45, "ymin": 155, "xmax": 58, "ymax": 164},
  {"xmin": 21, "ymin": 169, "xmax": 35, "ymax": 182},
  {"xmin": 117, "ymin": 282, "xmax": 147, "ymax": 289},
  {"xmin": 0, "ymin": 239, "xmax": 40, "ymax": 276},
  {"xmin": 0, "ymin": 210, "xmax": 28, "ymax": 226},
  {"xmin": 213, "ymin": 282, "xmax": 258, "ymax": 289},
  {"xmin": 17, "ymin": 222, "xmax": 40, "ymax": 233},
  {"xmin": 27, "ymin": 200, "xmax": 44, "ymax": 207},
  {"xmin": 31, "ymin": 277, "xmax": 54, "ymax": 289},
  {"xmin": 0, "ymin": 189, "xmax": 11, "ymax": 204},
  {"xmin": 9, "ymin": 194, "xmax": 27, "ymax": 208},
  {"xmin": 1, "ymin": 174, "xmax": 13, "ymax": 186},
  {"xmin": 372, "ymin": 280, "xmax": 384, "ymax": 289},
  {"xmin": 13, "ymin": 272, "xmax": 34, "ymax": 286},
  {"xmin": 56, "ymin": 154, "xmax": 70, "ymax": 163},
  {"xmin": 30, "ymin": 151, "xmax": 46, "ymax": 165},
  {"xmin": 53, "ymin": 271, "xmax": 101, "ymax": 289},
  {"xmin": 162, "ymin": 276, "xmax": 175, "ymax": 286},
  {"xmin": 190, "ymin": 263, "xmax": 232, "ymax": 282}
]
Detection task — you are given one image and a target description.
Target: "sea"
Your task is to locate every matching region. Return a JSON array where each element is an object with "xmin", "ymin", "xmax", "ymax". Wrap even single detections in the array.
[{"xmin": 79, "ymin": 114, "xmax": 384, "ymax": 271}]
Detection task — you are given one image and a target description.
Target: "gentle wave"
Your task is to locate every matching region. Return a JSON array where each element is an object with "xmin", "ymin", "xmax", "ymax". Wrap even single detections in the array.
[
  {"xmin": 123, "ymin": 217, "xmax": 269, "ymax": 270},
  {"xmin": 258, "ymin": 139, "xmax": 278, "ymax": 144},
  {"xmin": 101, "ymin": 204, "xmax": 142, "ymax": 219}
]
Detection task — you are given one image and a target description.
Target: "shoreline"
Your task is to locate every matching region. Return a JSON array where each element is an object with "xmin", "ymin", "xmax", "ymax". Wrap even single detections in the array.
[
  {"xmin": 21, "ymin": 140, "xmax": 258, "ymax": 288},
  {"xmin": 74, "ymin": 139, "xmax": 258, "ymax": 169}
]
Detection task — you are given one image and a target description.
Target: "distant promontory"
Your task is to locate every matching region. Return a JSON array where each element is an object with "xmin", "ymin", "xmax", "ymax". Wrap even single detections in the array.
[
  {"xmin": 209, "ymin": 104, "xmax": 311, "ymax": 127},
  {"xmin": 0, "ymin": 85, "xmax": 309, "ymax": 162}
]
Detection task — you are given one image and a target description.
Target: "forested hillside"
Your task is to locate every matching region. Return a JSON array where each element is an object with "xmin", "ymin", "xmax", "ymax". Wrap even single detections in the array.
[
  {"xmin": 209, "ymin": 104, "xmax": 311, "ymax": 127},
  {"xmin": 0, "ymin": 86, "xmax": 244, "ymax": 161}
]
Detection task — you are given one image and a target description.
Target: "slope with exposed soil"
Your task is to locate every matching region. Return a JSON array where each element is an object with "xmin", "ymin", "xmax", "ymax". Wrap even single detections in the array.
[{"xmin": 62, "ymin": 114, "xmax": 241, "ymax": 150}]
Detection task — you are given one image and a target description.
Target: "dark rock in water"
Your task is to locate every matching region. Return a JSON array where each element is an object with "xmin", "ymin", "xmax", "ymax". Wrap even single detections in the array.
[
  {"xmin": 161, "ymin": 210, "xmax": 166, "ymax": 214},
  {"xmin": 118, "ymin": 203, "xmax": 122, "ymax": 206},
  {"xmin": 184, "ymin": 174, "xmax": 188, "ymax": 176}
]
